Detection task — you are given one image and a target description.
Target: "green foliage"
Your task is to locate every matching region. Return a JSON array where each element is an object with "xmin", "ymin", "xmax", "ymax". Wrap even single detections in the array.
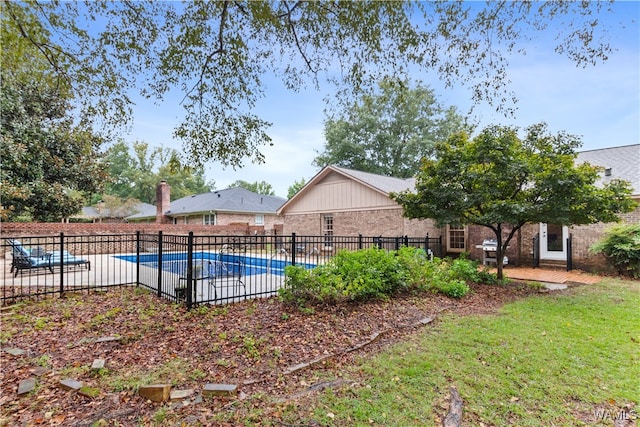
[
  {"xmin": 228, "ymin": 180, "xmax": 275, "ymax": 196},
  {"xmin": 314, "ymin": 78, "xmax": 468, "ymax": 178},
  {"xmin": 393, "ymin": 123, "xmax": 637, "ymax": 279},
  {"xmin": 287, "ymin": 178, "xmax": 307, "ymax": 199},
  {"xmin": 279, "ymin": 248, "xmax": 495, "ymax": 307},
  {"xmin": 0, "ymin": 73, "xmax": 107, "ymax": 221},
  {"xmin": 2, "ymin": 2, "xmax": 620, "ymax": 168},
  {"xmin": 590, "ymin": 223, "xmax": 640, "ymax": 278},
  {"xmin": 103, "ymin": 141, "xmax": 214, "ymax": 204}
]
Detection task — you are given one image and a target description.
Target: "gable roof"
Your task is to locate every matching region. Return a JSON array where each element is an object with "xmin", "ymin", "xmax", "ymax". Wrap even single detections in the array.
[
  {"xmin": 166, "ymin": 187, "xmax": 286, "ymax": 216},
  {"xmin": 76, "ymin": 202, "xmax": 156, "ymax": 220},
  {"xmin": 331, "ymin": 166, "xmax": 416, "ymax": 194},
  {"xmin": 577, "ymin": 144, "xmax": 640, "ymax": 196},
  {"xmin": 277, "ymin": 165, "xmax": 413, "ymax": 214},
  {"xmin": 123, "ymin": 203, "xmax": 157, "ymax": 220}
]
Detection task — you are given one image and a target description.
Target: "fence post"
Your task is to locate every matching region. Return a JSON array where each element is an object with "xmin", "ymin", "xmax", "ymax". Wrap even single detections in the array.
[
  {"xmin": 156, "ymin": 231, "xmax": 163, "ymax": 297},
  {"xmin": 291, "ymin": 233, "xmax": 296, "ymax": 266},
  {"xmin": 395, "ymin": 236, "xmax": 400, "ymax": 251},
  {"xmin": 566, "ymin": 234, "xmax": 573, "ymax": 272},
  {"xmin": 59, "ymin": 232, "xmax": 65, "ymax": 297},
  {"xmin": 424, "ymin": 234, "xmax": 429, "ymax": 252},
  {"xmin": 438, "ymin": 236, "xmax": 443, "ymax": 258},
  {"xmin": 135, "ymin": 231, "xmax": 140, "ymax": 287},
  {"xmin": 403, "ymin": 235, "xmax": 409, "ymax": 247},
  {"xmin": 358, "ymin": 234, "xmax": 363, "ymax": 250},
  {"xmin": 186, "ymin": 232, "xmax": 194, "ymax": 309}
]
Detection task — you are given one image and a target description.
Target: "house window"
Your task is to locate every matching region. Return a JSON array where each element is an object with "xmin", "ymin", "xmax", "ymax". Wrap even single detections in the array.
[
  {"xmin": 447, "ymin": 225, "xmax": 466, "ymax": 252},
  {"xmin": 203, "ymin": 213, "xmax": 216, "ymax": 225},
  {"xmin": 323, "ymin": 214, "xmax": 334, "ymax": 246},
  {"xmin": 255, "ymin": 214, "xmax": 264, "ymax": 225}
]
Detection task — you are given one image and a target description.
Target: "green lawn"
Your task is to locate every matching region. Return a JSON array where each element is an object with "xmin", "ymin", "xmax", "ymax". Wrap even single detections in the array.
[{"xmin": 289, "ymin": 278, "xmax": 639, "ymax": 426}]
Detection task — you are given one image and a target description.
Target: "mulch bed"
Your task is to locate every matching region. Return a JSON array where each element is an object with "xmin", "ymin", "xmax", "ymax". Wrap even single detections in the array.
[{"xmin": 0, "ymin": 282, "xmax": 545, "ymax": 426}]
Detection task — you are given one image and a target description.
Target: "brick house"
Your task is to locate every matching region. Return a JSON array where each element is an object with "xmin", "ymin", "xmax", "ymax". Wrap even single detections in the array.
[
  {"xmin": 280, "ymin": 145, "xmax": 639, "ymax": 272},
  {"xmin": 513, "ymin": 144, "xmax": 640, "ymax": 272},
  {"xmin": 277, "ymin": 165, "xmax": 442, "ymax": 242},
  {"xmin": 127, "ymin": 181, "xmax": 286, "ymax": 233}
]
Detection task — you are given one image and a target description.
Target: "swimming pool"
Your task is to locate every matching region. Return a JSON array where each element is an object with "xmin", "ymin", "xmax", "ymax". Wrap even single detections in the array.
[{"xmin": 114, "ymin": 252, "xmax": 316, "ymax": 277}]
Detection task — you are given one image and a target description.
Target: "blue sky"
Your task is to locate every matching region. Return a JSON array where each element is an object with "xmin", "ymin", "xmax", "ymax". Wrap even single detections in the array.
[{"xmin": 125, "ymin": 2, "xmax": 639, "ymax": 198}]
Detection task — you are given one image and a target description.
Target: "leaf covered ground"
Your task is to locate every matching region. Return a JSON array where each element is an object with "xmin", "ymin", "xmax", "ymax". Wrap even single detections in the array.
[{"xmin": 0, "ymin": 283, "xmax": 544, "ymax": 426}]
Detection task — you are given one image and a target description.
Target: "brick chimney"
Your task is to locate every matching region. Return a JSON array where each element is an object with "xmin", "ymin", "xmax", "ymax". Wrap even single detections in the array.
[{"xmin": 156, "ymin": 180, "xmax": 171, "ymax": 223}]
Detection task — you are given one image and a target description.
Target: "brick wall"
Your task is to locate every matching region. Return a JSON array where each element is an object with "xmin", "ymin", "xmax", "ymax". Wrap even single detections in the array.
[
  {"xmin": 569, "ymin": 207, "xmax": 640, "ymax": 273},
  {"xmin": 518, "ymin": 204, "xmax": 640, "ymax": 273},
  {"xmin": 466, "ymin": 225, "xmax": 524, "ymax": 266},
  {"xmin": 282, "ymin": 208, "xmax": 440, "ymax": 237},
  {"xmin": 0, "ymin": 222, "xmax": 263, "ymax": 239},
  {"xmin": 0, "ymin": 222, "xmax": 280, "ymax": 258},
  {"xmin": 161, "ymin": 212, "xmax": 282, "ymax": 230}
]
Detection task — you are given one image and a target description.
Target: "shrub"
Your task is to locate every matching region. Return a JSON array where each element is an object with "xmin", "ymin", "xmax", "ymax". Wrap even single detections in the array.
[
  {"xmin": 433, "ymin": 278, "xmax": 470, "ymax": 298},
  {"xmin": 329, "ymin": 247, "xmax": 407, "ymax": 300},
  {"xmin": 590, "ymin": 223, "xmax": 640, "ymax": 278},
  {"xmin": 280, "ymin": 248, "xmax": 408, "ymax": 307},
  {"xmin": 279, "ymin": 247, "xmax": 482, "ymax": 308}
]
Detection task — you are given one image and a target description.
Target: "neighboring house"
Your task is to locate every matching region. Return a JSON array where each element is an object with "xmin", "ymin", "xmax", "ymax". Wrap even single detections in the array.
[
  {"xmin": 71, "ymin": 202, "xmax": 156, "ymax": 223},
  {"xmin": 280, "ymin": 145, "xmax": 639, "ymax": 272},
  {"xmin": 128, "ymin": 181, "xmax": 286, "ymax": 232},
  {"xmin": 277, "ymin": 165, "xmax": 442, "ymax": 242}
]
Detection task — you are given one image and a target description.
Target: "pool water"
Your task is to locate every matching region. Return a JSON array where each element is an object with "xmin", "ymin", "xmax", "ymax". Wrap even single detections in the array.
[{"xmin": 114, "ymin": 252, "xmax": 315, "ymax": 277}]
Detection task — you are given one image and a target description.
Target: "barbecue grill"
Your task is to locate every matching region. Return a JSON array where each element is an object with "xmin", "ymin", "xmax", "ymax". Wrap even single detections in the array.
[{"xmin": 476, "ymin": 239, "xmax": 508, "ymax": 266}]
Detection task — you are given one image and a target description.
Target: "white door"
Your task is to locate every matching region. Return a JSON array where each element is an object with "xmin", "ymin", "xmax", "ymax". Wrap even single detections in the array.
[{"xmin": 540, "ymin": 223, "xmax": 568, "ymax": 260}]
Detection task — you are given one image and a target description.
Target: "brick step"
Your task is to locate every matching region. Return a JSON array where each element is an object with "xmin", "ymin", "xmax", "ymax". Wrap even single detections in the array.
[{"xmin": 537, "ymin": 259, "xmax": 568, "ymax": 270}]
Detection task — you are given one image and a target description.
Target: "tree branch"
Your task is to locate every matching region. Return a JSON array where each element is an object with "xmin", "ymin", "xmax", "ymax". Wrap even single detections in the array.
[{"xmin": 283, "ymin": 1, "xmax": 316, "ymax": 74}]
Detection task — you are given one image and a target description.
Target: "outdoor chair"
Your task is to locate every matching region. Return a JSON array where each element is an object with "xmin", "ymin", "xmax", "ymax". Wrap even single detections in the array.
[
  {"xmin": 8, "ymin": 239, "xmax": 90, "ymax": 277},
  {"xmin": 207, "ymin": 258, "xmax": 246, "ymax": 300}
]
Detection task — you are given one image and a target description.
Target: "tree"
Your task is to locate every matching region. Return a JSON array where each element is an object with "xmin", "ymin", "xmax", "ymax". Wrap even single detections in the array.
[
  {"xmin": 228, "ymin": 180, "xmax": 275, "ymax": 196},
  {"xmin": 93, "ymin": 195, "xmax": 143, "ymax": 221},
  {"xmin": 392, "ymin": 123, "xmax": 637, "ymax": 280},
  {"xmin": 0, "ymin": 75, "xmax": 106, "ymax": 222},
  {"xmin": 3, "ymin": 1, "xmax": 620, "ymax": 168},
  {"xmin": 103, "ymin": 141, "xmax": 215, "ymax": 204},
  {"xmin": 314, "ymin": 78, "xmax": 468, "ymax": 177},
  {"xmin": 287, "ymin": 178, "xmax": 307, "ymax": 199}
]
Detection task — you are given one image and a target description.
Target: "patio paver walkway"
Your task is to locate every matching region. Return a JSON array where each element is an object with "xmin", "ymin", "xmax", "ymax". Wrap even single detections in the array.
[{"xmin": 500, "ymin": 267, "xmax": 601, "ymax": 285}]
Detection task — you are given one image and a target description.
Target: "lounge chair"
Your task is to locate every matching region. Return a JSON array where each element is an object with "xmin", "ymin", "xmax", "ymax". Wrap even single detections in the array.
[{"xmin": 8, "ymin": 239, "xmax": 90, "ymax": 277}]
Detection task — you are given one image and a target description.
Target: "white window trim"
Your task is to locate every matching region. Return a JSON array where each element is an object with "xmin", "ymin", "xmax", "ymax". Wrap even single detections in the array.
[
  {"xmin": 255, "ymin": 214, "xmax": 264, "ymax": 225},
  {"xmin": 446, "ymin": 224, "xmax": 467, "ymax": 253},
  {"xmin": 203, "ymin": 213, "xmax": 216, "ymax": 225}
]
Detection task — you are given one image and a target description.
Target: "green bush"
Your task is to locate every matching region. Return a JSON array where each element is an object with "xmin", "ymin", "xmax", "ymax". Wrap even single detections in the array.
[
  {"xmin": 590, "ymin": 223, "xmax": 640, "ymax": 278},
  {"xmin": 279, "ymin": 247, "xmax": 488, "ymax": 308},
  {"xmin": 330, "ymin": 247, "xmax": 408, "ymax": 300},
  {"xmin": 433, "ymin": 278, "xmax": 470, "ymax": 298}
]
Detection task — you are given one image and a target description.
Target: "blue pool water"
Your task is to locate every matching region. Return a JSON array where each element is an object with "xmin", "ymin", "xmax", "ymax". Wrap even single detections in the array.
[{"xmin": 114, "ymin": 252, "xmax": 315, "ymax": 277}]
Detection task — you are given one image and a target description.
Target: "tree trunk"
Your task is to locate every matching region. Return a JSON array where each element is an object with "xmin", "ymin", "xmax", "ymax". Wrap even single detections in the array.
[{"xmin": 496, "ymin": 249, "xmax": 504, "ymax": 280}]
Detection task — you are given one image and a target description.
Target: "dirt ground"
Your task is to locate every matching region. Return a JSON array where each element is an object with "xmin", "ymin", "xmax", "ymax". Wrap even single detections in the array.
[{"xmin": 0, "ymin": 282, "xmax": 545, "ymax": 426}]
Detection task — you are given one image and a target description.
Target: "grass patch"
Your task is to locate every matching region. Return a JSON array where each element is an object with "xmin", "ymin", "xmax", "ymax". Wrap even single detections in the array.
[{"xmin": 299, "ymin": 279, "xmax": 639, "ymax": 426}]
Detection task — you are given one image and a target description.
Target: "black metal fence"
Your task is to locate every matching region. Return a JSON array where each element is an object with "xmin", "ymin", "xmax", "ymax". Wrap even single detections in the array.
[{"xmin": 1, "ymin": 232, "xmax": 442, "ymax": 307}]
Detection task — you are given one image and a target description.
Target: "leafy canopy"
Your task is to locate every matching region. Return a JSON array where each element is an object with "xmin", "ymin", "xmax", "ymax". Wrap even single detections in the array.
[
  {"xmin": 287, "ymin": 178, "xmax": 307, "ymax": 200},
  {"xmin": 103, "ymin": 141, "xmax": 215, "ymax": 205},
  {"xmin": 0, "ymin": 73, "xmax": 106, "ymax": 222},
  {"xmin": 314, "ymin": 78, "xmax": 468, "ymax": 178},
  {"xmin": 228, "ymin": 180, "xmax": 275, "ymax": 196},
  {"xmin": 3, "ymin": 1, "xmax": 619, "ymax": 168},
  {"xmin": 393, "ymin": 123, "xmax": 636, "ymax": 278}
]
